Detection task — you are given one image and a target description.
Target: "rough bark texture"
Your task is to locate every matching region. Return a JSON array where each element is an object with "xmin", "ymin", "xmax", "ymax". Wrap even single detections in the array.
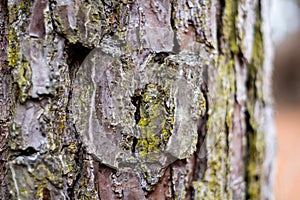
[{"xmin": 0, "ymin": 0, "xmax": 275, "ymax": 199}]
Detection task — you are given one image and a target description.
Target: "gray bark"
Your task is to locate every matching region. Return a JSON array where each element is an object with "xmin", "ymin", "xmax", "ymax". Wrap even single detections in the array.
[{"xmin": 0, "ymin": 0, "xmax": 275, "ymax": 199}]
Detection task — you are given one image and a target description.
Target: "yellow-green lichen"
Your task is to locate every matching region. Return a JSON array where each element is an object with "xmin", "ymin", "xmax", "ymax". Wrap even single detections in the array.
[
  {"xmin": 194, "ymin": 0, "xmax": 239, "ymax": 196},
  {"xmin": 222, "ymin": 0, "xmax": 238, "ymax": 54},
  {"xmin": 245, "ymin": 4, "xmax": 266, "ymax": 200},
  {"xmin": 36, "ymin": 185, "xmax": 49, "ymax": 199},
  {"xmin": 7, "ymin": 1, "xmax": 33, "ymax": 103},
  {"xmin": 136, "ymin": 84, "xmax": 173, "ymax": 158}
]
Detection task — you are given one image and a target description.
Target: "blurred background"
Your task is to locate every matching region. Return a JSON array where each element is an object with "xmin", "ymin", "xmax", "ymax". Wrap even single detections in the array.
[{"xmin": 271, "ymin": 0, "xmax": 300, "ymax": 199}]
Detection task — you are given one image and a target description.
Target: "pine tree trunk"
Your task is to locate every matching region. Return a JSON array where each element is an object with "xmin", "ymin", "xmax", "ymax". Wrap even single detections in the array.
[{"xmin": 0, "ymin": 0, "xmax": 275, "ymax": 199}]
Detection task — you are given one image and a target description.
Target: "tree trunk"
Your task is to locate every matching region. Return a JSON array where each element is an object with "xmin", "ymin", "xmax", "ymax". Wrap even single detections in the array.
[{"xmin": 0, "ymin": 0, "xmax": 275, "ymax": 199}]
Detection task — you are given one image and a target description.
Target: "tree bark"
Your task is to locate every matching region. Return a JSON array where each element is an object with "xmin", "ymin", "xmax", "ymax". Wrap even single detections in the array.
[{"xmin": 0, "ymin": 0, "xmax": 275, "ymax": 199}]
